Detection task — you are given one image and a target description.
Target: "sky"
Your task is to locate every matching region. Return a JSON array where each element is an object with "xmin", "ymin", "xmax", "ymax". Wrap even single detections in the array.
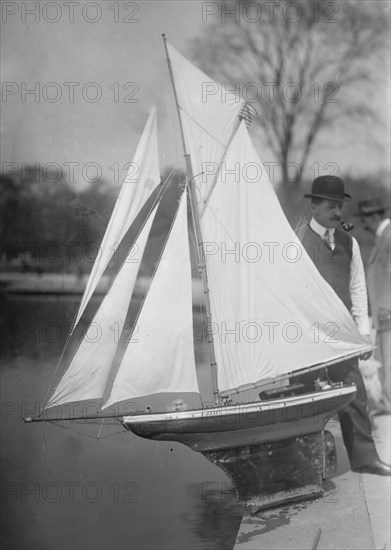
[
  {"xmin": 1, "ymin": 0, "xmax": 390, "ymax": 190},
  {"xmin": 1, "ymin": 1, "xmax": 205, "ymax": 189}
]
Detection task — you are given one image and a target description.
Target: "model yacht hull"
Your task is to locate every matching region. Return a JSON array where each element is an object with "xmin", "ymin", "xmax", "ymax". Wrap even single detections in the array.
[
  {"xmin": 123, "ymin": 385, "xmax": 355, "ymax": 452},
  {"xmin": 123, "ymin": 385, "xmax": 354, "ymax": 512}
]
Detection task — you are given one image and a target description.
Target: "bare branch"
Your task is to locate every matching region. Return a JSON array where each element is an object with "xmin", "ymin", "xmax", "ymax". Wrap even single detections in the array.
[{"xmin": 191, "ymin": 0, "xmax": 389, "ymax": 184}]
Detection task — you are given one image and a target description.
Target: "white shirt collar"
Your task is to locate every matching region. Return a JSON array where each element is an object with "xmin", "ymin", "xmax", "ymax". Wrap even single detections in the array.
[
  {"xmin": 376, "ymin": 218, "xmax": 390, "ymax": 237},
  {"xmin": 309, "ymin": 217, "xmax": 335, "ymax": 238}
]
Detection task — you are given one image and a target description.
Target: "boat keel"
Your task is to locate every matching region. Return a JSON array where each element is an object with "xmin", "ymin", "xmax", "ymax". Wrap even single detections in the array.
[{"xmin": 201, "ymin": 430, "xmax": 336, "ymax": 514}]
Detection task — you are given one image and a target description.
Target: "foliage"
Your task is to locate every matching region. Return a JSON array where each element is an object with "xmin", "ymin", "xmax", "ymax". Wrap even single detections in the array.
[
  {"xmin": 192, "ymin": 0, "xmax": 390, "ymax": 184},
  {"xmin": 0, "ymin": 165, "xmax": 117, "ymax": 271},
  {"xmin": 0, "ymin": 165, "xmax": 185, "ymax": 274}
]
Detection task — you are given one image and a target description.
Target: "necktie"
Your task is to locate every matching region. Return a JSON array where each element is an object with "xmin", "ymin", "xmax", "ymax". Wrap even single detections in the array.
[{"xmin": 324, "ymin": 229, "xmax": 334, "ymax": 250}]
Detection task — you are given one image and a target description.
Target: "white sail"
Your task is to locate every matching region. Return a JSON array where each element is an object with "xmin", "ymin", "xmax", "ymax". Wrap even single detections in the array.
[
  {"xmin": 73, "ymin": 108, "xmax": 160, "ymax": 329},
  {"xmin": 102, "ymin": 193, "xmax": 199, "ymax": 408},
  {"xmin": 44, "ymin": 44, "xmax": 370, "ymax": 416},
  {"xmin": 45, "ymin": 208, "xmax": 158, "ymax": 408},
  {"xmin": 167, "ymin": 43, "xmax": 244, "ymax": 213},
  {"xmin": 201, "ymin": 122, "xmax": 370, "ymax": 394}
]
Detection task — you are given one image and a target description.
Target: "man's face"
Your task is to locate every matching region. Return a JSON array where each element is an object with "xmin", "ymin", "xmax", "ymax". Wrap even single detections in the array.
[
  {"xmin": 312, "ymin": 200, "xmax": 343, "ymax": 228},
  {"xmin": 360, "ymin": 213, "xmax": 379, "ymax": 233}
]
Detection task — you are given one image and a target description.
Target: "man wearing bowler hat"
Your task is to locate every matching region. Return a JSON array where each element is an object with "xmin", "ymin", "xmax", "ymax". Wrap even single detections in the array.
[
  {"xmin": 356, "ymin": 198, "xmax": 391, "ymax": 415},
  {"xmin": 296, "ymin": 175, "xmax": 390, "ymax": 476}
]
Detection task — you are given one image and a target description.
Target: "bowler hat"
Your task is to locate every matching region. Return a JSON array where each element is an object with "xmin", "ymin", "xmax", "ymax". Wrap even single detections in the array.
[
  {"xmin": 304, "ymin": 176, "xmax": 351, "ymax": 202},
  {"xmin": 354, "ymin": 199, "xmax": 388, "ymax": 217}
]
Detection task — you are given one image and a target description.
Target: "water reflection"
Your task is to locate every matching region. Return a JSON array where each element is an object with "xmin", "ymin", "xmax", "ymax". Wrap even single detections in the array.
[
  {"xmin": 1, "ymin": 294, "xmax": 243, "ymax": 550},
  {"xmin": 184, "ymin": 483, "xmax": 243, "ymax": 549}
]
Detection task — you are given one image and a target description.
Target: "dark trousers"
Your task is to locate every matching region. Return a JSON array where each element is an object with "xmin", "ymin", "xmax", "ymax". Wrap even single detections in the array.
[{"xmin": 293, "ymin": 359, "xmax": 379, "ymax": 469}]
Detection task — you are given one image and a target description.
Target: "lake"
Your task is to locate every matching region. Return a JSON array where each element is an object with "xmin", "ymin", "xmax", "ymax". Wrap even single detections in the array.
[{"xmin": 0, "ymin": 293, "xmax": 243, "ymax": 550}]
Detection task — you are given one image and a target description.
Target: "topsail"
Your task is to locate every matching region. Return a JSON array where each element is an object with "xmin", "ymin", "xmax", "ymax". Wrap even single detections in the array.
[{"xmin": 166, "ymin": 43, "xmax": 244, "ymax": 213}]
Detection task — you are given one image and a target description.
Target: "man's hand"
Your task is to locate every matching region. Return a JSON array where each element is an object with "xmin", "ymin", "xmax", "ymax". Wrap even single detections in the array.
[{"xmin": 360, "ymin": 333, "xmax": 373, "ymax": 361}]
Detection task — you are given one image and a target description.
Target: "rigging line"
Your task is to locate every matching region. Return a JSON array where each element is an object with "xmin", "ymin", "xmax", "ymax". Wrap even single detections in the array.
[
  {"xmin": 97, "ymin": 417, "xmax": 105, "ymax": 439},
  {"xmin": 47, "ymin": 420, "xmax": 128, "ymax": 439},
  {"xmin": 48, "ymin": 421, "xmax": 105, "ymax": 439},
  {"xmin": 199, "ymin": 117, "xmax": 243, "ymax": 218},
  {"xmin": 220, "ymin": 346, "xmax": 374, "ymax": 397},
  {"xmin": 178, "ymin": 106, "xmax": 226, "ymax": 149},
  {"xmin": 42, "ymin": 424, "xmax": 47, "ymax": 465},
  {"xmin": 42, "ymin": 170, "xmax": 176, "ymax": 411},
  {"xmin": 100, "ymin": 180, "xmax": 189, "ymax": 407},
  {"xmin": 167, "ymin": 74, "xmax": 183, "ymax": 170}
]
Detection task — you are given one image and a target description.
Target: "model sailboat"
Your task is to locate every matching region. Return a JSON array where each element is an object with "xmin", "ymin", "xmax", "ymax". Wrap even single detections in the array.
[{"xmin": 26, "ymin": 38, "xmax": 372, "ymax": 511}]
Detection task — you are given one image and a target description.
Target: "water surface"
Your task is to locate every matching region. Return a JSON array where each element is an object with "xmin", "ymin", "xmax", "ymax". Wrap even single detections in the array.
[{"xmin": 1, "ymin": 293, "xmax": 243, "ymax": 550}]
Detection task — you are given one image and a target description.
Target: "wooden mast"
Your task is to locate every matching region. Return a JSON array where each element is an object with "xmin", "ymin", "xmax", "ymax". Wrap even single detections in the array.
[{"xmin": 162, "ymin": 34, "xmax": 220, "ymax": 402}]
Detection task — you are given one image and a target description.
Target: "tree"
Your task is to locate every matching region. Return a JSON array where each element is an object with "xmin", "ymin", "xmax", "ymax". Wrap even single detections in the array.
[
  {"xmin": 192, "ymin": 0, "xmax": 389, "ymax": 184},
  {"xmin": 0, "ymin": 165, "xmax": 116, "ymax": 271}
]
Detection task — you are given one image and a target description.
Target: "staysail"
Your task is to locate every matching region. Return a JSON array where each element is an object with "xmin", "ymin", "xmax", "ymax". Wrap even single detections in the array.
[
  {"xmin": 200, "ymin": 122, "xmax": 370, "ymax": 394},
  {"xmin": 73, "ymin": 108, "xmax": 160, "ymax": 329},
  {"xmin": 102, "ymin": 191, "xmax": 199, "ymax": 408}
]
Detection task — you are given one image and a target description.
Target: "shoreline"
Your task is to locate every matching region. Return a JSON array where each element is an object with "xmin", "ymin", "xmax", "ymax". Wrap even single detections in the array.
[{"xmin": 0, "ymin": 272, "xmax": 203, "ymax": 301}]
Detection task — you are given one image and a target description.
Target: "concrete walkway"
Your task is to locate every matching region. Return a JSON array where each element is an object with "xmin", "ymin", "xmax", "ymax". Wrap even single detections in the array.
[{"xmin": 234, "ymin": 415, "xmax": 390, "ymax": 550}]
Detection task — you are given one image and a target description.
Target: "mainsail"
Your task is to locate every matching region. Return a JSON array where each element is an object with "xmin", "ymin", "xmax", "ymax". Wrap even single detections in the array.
[{"xmin": 199, "ymin": 122, "xmax": 370, "ymax": 394}]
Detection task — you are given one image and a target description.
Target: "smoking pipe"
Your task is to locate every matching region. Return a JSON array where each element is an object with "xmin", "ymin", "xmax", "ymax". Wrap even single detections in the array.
[{"xmin": 340, "ymin": 219, "xmax": 354, "ymax": 232}]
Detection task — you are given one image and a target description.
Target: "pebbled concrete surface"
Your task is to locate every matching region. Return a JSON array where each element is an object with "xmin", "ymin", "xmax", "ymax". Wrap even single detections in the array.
[{"xmin": 234, "ymin": 415, "xmax": 390, "ymax": 550}]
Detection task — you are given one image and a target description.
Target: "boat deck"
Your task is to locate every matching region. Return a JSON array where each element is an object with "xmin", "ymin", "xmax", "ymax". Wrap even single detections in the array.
[{"xmin": 234, "ymin": 414, "xmax": 390, "ymax": 549}]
